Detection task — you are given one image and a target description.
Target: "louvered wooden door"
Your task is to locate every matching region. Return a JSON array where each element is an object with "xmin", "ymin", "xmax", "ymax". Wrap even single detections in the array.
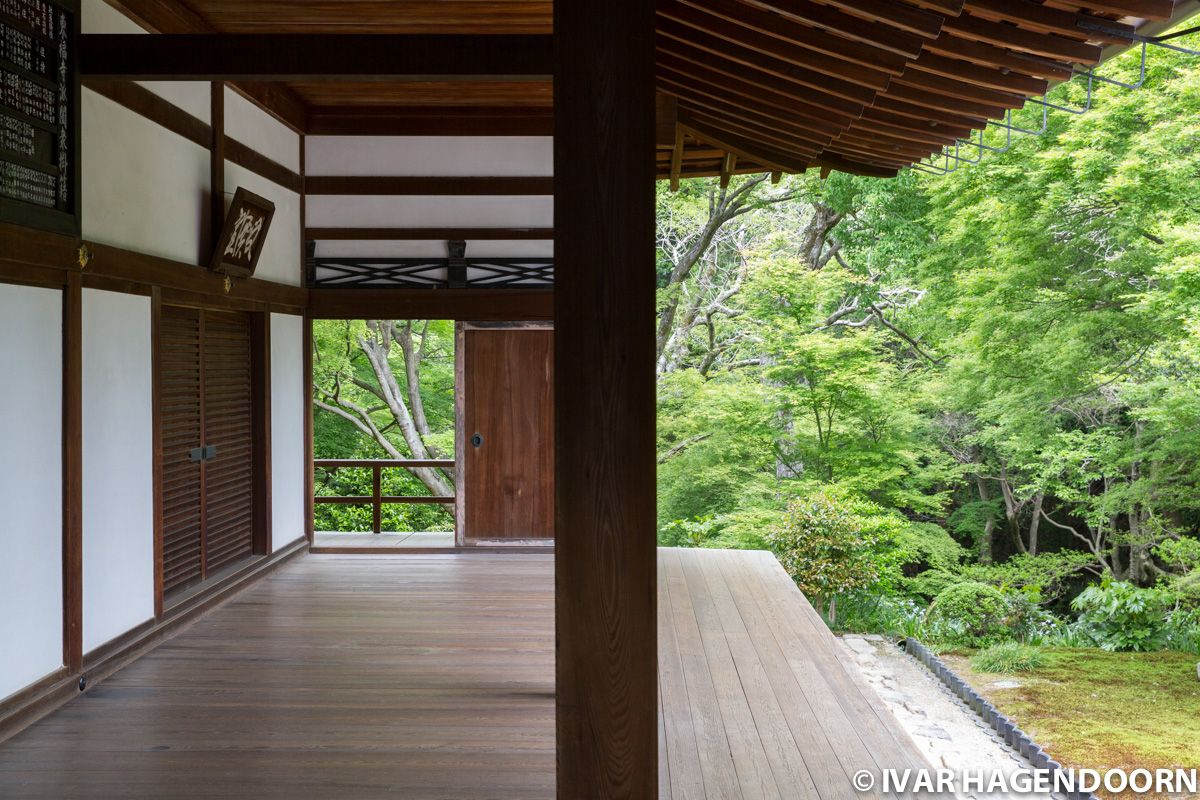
[{"xmin": 160, "ymin": 306, "xmax": 255, "ymax": 595}]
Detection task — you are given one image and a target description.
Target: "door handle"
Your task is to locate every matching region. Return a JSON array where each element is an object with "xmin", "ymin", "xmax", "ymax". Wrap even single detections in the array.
[{"xmin": 188, "ymin": 445, "xmax": 219, "ymax": 461}]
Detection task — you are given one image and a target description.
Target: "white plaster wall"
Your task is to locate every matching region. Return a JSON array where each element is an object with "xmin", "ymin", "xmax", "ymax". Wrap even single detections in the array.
[
  {"xmin": 270, "ymin": 314, "xmax": 307, "ymax": 551},
  {"xmin": 82, "ymin": 89, "xmax": 209, "ymax": 265},
  {"xmin": 0, "ymin": 285, "xmax": 64, "ymax": 699},
  {"xmin": 224, "ymin": 162, "xmax": 302, "ymax": 287},
  {"xmin": 82, "ymin": 290, "xmax": 154, "ymax": 653},
  {"xmin": 305, "ymin": 195, "xmax": 553, "ymax": 230},
  {"xmin": 225, "ymin": 88, "xmax": 300, "ymax": 173},
  {"xmin": 305, "ymin": 136, "xmax": 552, "ymax": 177}
]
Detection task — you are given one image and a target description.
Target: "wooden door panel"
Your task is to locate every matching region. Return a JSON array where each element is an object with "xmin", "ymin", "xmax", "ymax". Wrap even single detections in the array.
[
  {"xmin": 160, "ymin": 306, "xmax": 204, "ymax": 594},
  {"xmin": 462, "ymin": 327, "xmax": 554, "ymax": 540},
  {"xmin": 201, "ymin": 310, "xmax": 255, "ymax": 574}
]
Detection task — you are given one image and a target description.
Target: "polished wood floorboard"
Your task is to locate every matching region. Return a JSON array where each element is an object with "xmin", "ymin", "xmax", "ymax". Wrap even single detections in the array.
[{"xmin": 0, "ymin": 550, "xmax": 928, "ymax": 799}]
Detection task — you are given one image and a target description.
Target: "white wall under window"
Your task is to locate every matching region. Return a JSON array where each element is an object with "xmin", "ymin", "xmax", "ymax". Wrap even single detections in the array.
[
  {"xmin": 0, "ymin": 284, "xmax": 64, "ymax": 699},
  {"xmin": 82, "ymin": 289, "xmax": 154, "ymax": 653},
  {"xmin": 271, "ymin": 313, "xmax": 306, "ymax": 551}
]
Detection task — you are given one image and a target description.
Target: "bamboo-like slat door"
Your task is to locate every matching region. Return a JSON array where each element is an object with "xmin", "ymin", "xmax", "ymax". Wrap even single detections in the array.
[{"xmin": 159, "ymin": 306, "xmax": 255, "ymax": 595}]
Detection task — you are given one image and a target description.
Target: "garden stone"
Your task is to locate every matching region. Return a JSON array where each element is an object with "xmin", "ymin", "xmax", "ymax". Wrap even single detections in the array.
[
  {"xmin": 992, "ymin": 679, "xmax": 1022, "ymax": 690},
  {"xmin": 913, "ymin": 723, "xmax": 952, "ymax": 740},
  {"xmin": 843, "ymin": 636, "xmax": 876, "ymax": 655}
]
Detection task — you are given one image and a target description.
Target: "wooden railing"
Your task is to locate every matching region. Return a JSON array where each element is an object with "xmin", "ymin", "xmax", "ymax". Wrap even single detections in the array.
[{"xmin": 314, "ymin": 459, "xmax": 455, "ymax": 534}]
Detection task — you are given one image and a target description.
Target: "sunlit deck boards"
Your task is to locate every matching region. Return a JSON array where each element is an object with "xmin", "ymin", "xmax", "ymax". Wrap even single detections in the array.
[
  {"xmin": 659, "ymin": 548, "xmax": 932, "ymax": 800},
  {"xmin": 0, "ymin": 550, "xmax": 928, "ymax": 799}
]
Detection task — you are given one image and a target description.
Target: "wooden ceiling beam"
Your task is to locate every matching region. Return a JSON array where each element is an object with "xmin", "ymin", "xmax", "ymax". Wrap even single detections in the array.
[
  {"xmin": 657, "ymin": 74, "xmax": 844, "ymax": 142},
  {"xmin": 925, "ymin": 31, "xmax": 1075, "ymax": 80},
  {"xmin": 873, "ymin": 94, "xmax": 988, "ymax": 128},
  {"xmin": 672, "ymin": 0, "xmax": 910, "ymax": 74},
  {"xmin": 885, "ymin": 82, "xmax": 1010, "ymax": 119},
  {"xmin": 738, "ymin": 0, "xmax": 928, "ymax": 57},
  {"xmin": 860, "ymin": 106, "xmax": 976, "ymax": 140},
  {"xmin": 894, "ymin": 69, "xmax": 1024, "ymax": 108},
  {"xmin": 656, "ymin": 3, "xmax": 892, "ymax": 90},
  {"xmin": 1041, "ymin": 0, "xmax": 1173, "ymax": 20},
  {"xmin": 907, "ymin": 0, "xmax": 966, "ymax": 14},
  {"xmin": 679, "ymin": 118, "xmax": 813, "ymax": 173},
  {"xmin": 681, "ymin": 109, "xmax": 823, "ymax": 159},
  {"xmin": 666, "ymin": 92, "xmax": 838, "ymax": 148},
  {"xmin": 908, "ymin": 51, "xmax": 1049, "ymax": 95},
  {"xmin": 656, "ymin": 69, "xmax": 849, "ymax": 135},
  {"xmin": 963, "ymin": 0, "xmax": 1133, "ymax": 44},
  {"xmin": 807, "ymin": 0, "xmax": 946, "ymax": 37},
  {"xmin": 941, "ymin": 13, "xmax": 1103, "ymax": 64},
  {"xmin": 676, "ymin": 102, "xmax": 830, "ymax": 152},
  {"xmin": 813, "ymin": 153, "xmax": 901, "ymax": 178},
  {"xmin": 655, "ymin": 55, "xmax": 860, "ymax": 125},
  {"xmin": 656, "ymin": 26, "xmax": 877, "ymax": 108},
  {"xmin": 80, "ymin": 34, "xmax": 554, "ymax": 80}
]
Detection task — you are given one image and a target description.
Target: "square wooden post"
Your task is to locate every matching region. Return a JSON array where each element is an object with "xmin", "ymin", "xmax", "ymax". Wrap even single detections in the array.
[{"xmin": 554, "ymin": 0, "xmax": 658, "ymax": 797}]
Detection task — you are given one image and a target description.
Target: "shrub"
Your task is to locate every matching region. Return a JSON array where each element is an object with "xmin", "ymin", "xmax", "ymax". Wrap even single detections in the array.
[
  {"xmin": 924, "ymin": 581, "xmax": 1013, "ymax": 647},
  {"xmin": 768, "ymin": 491, "xmax": 887, "ymax": 623},
  {"xmin": 1070, "ymin": 579, "xmax": 1173, "ymax": 652},
  {"xmin": 831, "ymin": 592, "xmax": 927, "ymax": 639},
  {"xmin": 970, "ymin": 643, "xmax": 1047, "ymax": 674}
]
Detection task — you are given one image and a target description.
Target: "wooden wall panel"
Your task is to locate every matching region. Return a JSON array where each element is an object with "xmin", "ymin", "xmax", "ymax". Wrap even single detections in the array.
[
  {"xmin": 160, "ymin": 306, "xmax": 204, "ymax": 595},
  {"xmin": 201, "ymin": 311, "xmax": 255, "ymax": 574}
]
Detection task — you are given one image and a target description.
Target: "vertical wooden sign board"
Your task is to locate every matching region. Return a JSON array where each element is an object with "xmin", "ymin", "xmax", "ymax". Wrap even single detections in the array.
[{"xmin": 0, "ymin": 0, "xmax": 80, "ymax": 236}]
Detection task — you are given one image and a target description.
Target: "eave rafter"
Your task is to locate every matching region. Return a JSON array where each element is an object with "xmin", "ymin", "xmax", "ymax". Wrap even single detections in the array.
[{"xmin": 89, "ymin": 0, "xmax": 1196, "ymax": 180}]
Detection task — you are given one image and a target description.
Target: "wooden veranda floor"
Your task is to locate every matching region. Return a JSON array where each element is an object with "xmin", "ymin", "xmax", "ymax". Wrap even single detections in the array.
[{"xmin": 0, "ymin": 549, "xmax": 928, "ymax": 799}]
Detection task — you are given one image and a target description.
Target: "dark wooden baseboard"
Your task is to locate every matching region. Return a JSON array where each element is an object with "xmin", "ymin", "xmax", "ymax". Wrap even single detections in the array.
[{"xmin": 0, "ymin": 538, "xmax": 307, "ymax": 745}]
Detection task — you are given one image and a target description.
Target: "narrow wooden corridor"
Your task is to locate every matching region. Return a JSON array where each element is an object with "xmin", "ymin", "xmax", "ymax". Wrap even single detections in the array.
[{"xmin": 0, "ymin": 550, "xmax": 928, "ymax": 799}]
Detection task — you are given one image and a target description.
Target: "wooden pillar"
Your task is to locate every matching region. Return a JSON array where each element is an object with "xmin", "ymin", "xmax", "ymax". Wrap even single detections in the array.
[
  {"xmin": 62, "ymin": 271, "xmax": 83, "ymax": 672},
  {"xmin": 209, "ymin": 81, "xmax": 225, "ymax": 255},
  {"xmin": 554, "ymin": 0, "xmax": 658, "ymax": 796},
  {"xmin": 251, "ymin": 313, "xmax": 272, "ymax": 555}
]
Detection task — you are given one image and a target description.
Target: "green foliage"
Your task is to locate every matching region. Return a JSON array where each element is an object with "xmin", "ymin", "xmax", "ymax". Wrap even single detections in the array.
[
  {"xmin": 970, "ymin": 643, "xmax": 1048, "ymax": 674},
  {"xmin": 768, "ymin": 491, "xmax": 889, "ymax": 617},
  {"xmin": 659, "ymin": 515, "xmax": 719, "ymax": 548},
  {"xmin": 925, "ymin": 582, "xmax": 1014, "ymax": 647},
  {"xmin": 1070, "ymin": 579, "xmax": 1174, "ymax": 652}
]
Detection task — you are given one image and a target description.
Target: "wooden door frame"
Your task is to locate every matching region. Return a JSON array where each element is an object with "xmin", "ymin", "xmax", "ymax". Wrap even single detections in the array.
[{"xmin": 454, "ymin": 320, "xmax": 554, "ymax": 547}]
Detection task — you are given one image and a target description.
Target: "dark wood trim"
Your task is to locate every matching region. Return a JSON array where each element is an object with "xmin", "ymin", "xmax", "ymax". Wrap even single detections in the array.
[
  {"xmin": 305, "ymin": 227, "xmax": 554, "ymax": 241},
  {"xmin": 79, "ymin": 34, "xmax": 554, "ymax": 80},
  {"xmin": 81, "ymin": 80, "xmax": 302, "ymax": 194},
  {"xmin": 225, "ymin": 138, "xmax": 303, "ymax": 194},
  {"xmin": 304, "ymin": 176, "xmax": 553, "ymax": 196},
  {"xmin": 251, "ymin": 313, "xmax": 273, "ymax": 555},
  {"xmin": 0, "ymin": 261, "xmax": 68, "ymax": 290},
  {"xmin": 210, "ymin": 81, "xmax": 225, "ymax": 259},
  {"xmin": 62, "ymin": 271, "xmax": 83, "ymax": 675},
  {"xmin": 0, "ymin": 540, "xmax": 307, "ymax": 746},
  {"xmin": 303, "ymin": 315, "xmax": 314, "ymax": 546},
  {"xmin": 1, "ymin": 224, "xmax": 308, "ymax": 313},
  {"xmin": 305, "ymin": 107, "xmax": 552, "ymax": 136},
  {"xmin": 230, "ymin": 82, "xmax": 308, "ymax": 134},
  {"xmin": 308, "ymin": 288, "xmax": 552, "ymax": 321},
  {"xmin": 151, "ymin": 287, "xmax": 164, "ymax": 618},
  {"xmin": 555, "ymin": 0, "xmax": 658, "ymax": 795}
]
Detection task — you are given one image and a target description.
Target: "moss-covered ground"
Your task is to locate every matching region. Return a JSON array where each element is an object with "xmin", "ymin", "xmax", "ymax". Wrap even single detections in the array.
[{"xmin": 943, "ymin": 648, "xmax": 1200, "ymax": 798}]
